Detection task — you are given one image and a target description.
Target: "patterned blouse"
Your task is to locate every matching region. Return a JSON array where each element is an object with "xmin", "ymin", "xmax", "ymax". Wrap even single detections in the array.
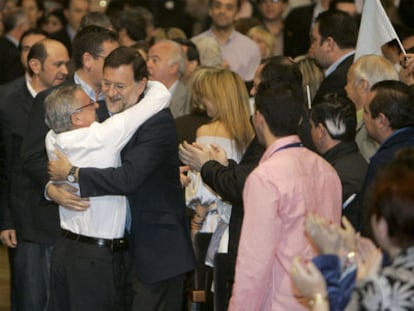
[{"xmin": 347, "ymin": 246, "xmax": 414, "ymax": 310}]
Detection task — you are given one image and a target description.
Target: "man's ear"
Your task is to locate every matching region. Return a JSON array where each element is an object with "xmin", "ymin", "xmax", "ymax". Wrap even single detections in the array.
[
  {"xmin": 168, "ymin": 62, "xmax": 180, "ymax": 76},
  {"xmin": 70, "ymin": 112, "xmax": 82, "ymax": 128},
  {"xmin": 136, "ymin": 78, "xmax": 148, "ymax": 96},
  {"xmin": 377, "ymin": 112, "xmax": 390, "ymax": 129},
  {"xmin": 29, "ymin": 58, "xmax": 42, "ymax": 75},
  {"xmin": 82, "ymin": 52, "xmax": 94, "ymax": 71},
  {"xmin": 316, "ymin": 122, "xmax": 327, "ymax": 140},
  {"xmin": 324, "ymin": 36, "xmax": 336, "ymax": 52},
  {"xmin": 358, "ymin": 79, "xmax": 370, "ymax": 94}
]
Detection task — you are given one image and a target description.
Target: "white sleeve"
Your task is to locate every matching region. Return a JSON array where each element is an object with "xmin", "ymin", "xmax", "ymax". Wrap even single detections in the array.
[{"xmin": 95, "ymin": 80, "xmax": 171, "ymax": 150}]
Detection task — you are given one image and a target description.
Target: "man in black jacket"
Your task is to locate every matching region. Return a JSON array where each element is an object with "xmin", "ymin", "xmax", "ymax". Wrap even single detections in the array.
[{"xmin": 311, "ymin": 10, "xmax": 357, "ymax": 102}]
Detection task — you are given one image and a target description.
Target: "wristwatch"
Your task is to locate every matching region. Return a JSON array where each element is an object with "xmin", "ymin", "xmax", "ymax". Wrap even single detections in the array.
[{"xmin": 66, "ymin": 166, "xmax": 78, "ymax": 183}]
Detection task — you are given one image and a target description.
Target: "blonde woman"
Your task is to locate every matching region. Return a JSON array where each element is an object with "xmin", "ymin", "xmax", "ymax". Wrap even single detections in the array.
[
  {"xmin": 247, "ymin": 25, "xmax": 276, "ymax": 60},
  {"xmin": 185, "ymin": 67, "xmax": 254, "ymax": 264}
]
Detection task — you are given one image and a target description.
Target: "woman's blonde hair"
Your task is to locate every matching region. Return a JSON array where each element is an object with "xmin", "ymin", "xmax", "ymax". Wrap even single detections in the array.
[
  {"xmin": 247, "ymin": 25, "xmax": 275, "ymax": 59},
  {"xmin": 190, "ymin": 67, "xmax": 254, "ymax": 153},
  {"xmin": 294, "ymin": 54, "xmax": 324, "ymax": 101}
]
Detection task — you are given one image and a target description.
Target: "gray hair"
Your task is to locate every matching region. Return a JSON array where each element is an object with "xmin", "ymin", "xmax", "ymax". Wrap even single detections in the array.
[
  {"xmin": 351, "ymin": 55, "xmax": 399, "ymax": 87},
  {"xmin": 45, "ymin": 85, "xmax": 82, "ymax": 134},
  {"xmin": 158, "ymin": 39, "xmax": 186, "ymax": 76},
  {"xmin": 192, "ymin": 36, "xmax": 223, "ymax": 67}
]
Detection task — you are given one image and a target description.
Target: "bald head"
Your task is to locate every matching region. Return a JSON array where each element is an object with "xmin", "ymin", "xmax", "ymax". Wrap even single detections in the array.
[{"xmin": 28, "ymin": 39, "xmax": 70, "ymax": 91}]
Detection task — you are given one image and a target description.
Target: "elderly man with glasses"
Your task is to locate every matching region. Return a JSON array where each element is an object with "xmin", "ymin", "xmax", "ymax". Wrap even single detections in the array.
[{"xmin": 43, "ymin": 47, "xmax": 170, "ymax": 311}]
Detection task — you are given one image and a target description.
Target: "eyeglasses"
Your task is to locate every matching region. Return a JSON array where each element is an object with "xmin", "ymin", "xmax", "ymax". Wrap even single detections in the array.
[
  {"xmin": 72, "ymin": 100, "xmax": 96, "ymax": 114},
  {"xmin": 101, "ymin": 80, "xmax": 130, "ymax": 93}
]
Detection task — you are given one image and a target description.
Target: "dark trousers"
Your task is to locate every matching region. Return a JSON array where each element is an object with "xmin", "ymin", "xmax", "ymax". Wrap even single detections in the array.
[
  {"xmin": 48, "ymin": 237, "xmax": 128, "ymax": 311},
  {"xmin": 130, "ymin": 272, "xmax": 186, "ymax": 311},
  {"xmin": 13, "ymin": 240, "xmax": 53, "ymax": 311}
]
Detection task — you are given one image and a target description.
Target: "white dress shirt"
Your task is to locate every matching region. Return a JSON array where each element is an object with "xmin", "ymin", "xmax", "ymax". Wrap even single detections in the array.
[{"xmin": 45, "ymin": 81, "xmax": 170, "ymax": 239}]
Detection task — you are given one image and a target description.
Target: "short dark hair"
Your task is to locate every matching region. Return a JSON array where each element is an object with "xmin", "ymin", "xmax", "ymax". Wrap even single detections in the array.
[
  {"xmin": 27, "ymin": 40, "xmax": 48, "ymax": 76},
  {"xmin": 173, "ymin": 38, "xmax": 200, "ymax": 64},
  {"xmin": 104, "ymin": 46, "xmax": 148, "ymax": 82},
  {"xmin": 311, "ymin": 93, "xmax": 357, "ymax": 141},
  {"xmin": 369, "ymin": 80, "xmax": 414, "ymax": 130},
  {"xmin": 116, "ymin": 9, "xmax": 147, "ymax": 42},
  {"xmin": 19, "ymin": 28, "xmax": 48, "ymax": 52},
  {"xmin": 255, "ymin": 82, "xmax": 304, "ymax": 136},
  {"xmin": 72, "ymin": 25, "xmax": 118, "ymax": 70},
  {"xmin": 315, "ymin": 10, "xmax": 357, "ymax": 49},
  {"xmin": 260, "ymin": 56, "xmax": 303, "ymax": 94}
]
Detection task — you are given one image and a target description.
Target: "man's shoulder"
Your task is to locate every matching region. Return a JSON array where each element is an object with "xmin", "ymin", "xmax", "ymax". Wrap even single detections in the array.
[
  {"xmin": 232, "ymin": 31, "xmax": 260, "ymax": 50},
  {"xmin": 139, "ymin": 108, "xmax": 175, "ymax": 128},
  {"xmin": 0, "ymin": 76, "xmax": 26, "ymax": 98},
  {"xmin": 0, "ymin": 77, "xmax": 30, "ymax": 112}
]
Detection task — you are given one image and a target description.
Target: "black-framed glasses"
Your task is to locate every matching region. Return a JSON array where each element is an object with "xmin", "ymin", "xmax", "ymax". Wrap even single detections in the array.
[{"xmin": 72, "ymin": 100, "xmax": 96, "ymax": 115}]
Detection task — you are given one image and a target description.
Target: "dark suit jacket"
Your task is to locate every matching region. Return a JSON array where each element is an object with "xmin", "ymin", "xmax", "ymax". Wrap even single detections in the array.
[
  {"xmin": 359, "ymin": 127, "xmax": 414, "ymax": 234},
  {"xmin": 323, "ymin": 141, "xmax": 367, "ymax": 230},
  {"xmin": 169, "ymin": 80, "xmax": 191, "ymax": 119},
  {"xmin": 175, "ymin": 111, "xmax": 210, "ymax": 144},
  {"xmin": 0, "ymin": 36, "xmax": 24, "ymax": 85},
  {"xmin": 78, "ymin": 108, "xmax": 196, "ymax": 284},
  {"xmin": 314, "ymin": 54, "xmax": 354, "ymax": 103},
  {"xmin": 284, "ymin": 4, "xmax": 315, "ymax": 58},
  {"xmin": 0, "ymin": 77, "xmax": 32, "ymax": 231}
]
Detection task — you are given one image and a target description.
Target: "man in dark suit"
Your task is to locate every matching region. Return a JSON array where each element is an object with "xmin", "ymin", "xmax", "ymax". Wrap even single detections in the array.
[
  {"xmin": 147, "ymin": 39, "xmax": 191, "ymax": 118},
  {"xmin": 310, "ymin": 10, "xmax": 357, "ymax": 102},
  {"xmin": 46, "ymin": 50, "xmax": 196, "ymax": 310},
  {"xmin": 0, "ymin": 8, "xmax": 30, "ymax": 85},
  {"xmin": 0, "ymin": 38, "xmax": 69, "ymax": 311},
  {"xmin": 284, "ymin": 0, "xmax": 330, "ymax": 58}
]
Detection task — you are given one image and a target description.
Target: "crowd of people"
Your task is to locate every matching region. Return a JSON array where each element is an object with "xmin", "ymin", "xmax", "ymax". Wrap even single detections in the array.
[{"xmin": 1, "ymin": 0, "xmax": 414, "ymax": 310}]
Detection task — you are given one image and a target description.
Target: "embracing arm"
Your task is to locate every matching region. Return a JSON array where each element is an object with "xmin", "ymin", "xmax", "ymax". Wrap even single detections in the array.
[{"xmin": 79, "ymin": 110, "xmax": 177, "ymax": 197}]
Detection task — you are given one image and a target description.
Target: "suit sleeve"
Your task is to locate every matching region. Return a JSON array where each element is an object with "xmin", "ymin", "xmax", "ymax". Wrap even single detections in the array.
[
  {"xmin": 200, "ymin": 138, "xmax": 264, "ymax": 204},
  {"xmin": 79, "ymin": 111, "xmax": 178, "ymax": 196},
  {"xmin": 20, "ymin": 92, "xmax": 50, "ymax": 189}
]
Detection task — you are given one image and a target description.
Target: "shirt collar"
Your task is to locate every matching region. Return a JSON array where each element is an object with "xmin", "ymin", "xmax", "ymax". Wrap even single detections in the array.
[
  {"xmin": 261, "ymin": 135, "xmax": 301, "ymax": 163},
  {"xmin": 5, "ymin": 34, "xmax": 19, "ymax": 47},
  {"xmin": 169, "ymin": 80, "xmax": 179, "ymax": 94},
  {"xmin": 207, "ymin": 28, "xmax": 236, "ymax": 45},
  {"xmin": 74, "ymin": 72, "xmax": 104, "ymax": 101},
  {"xmin": 66, "ymin": 25, "xmax": 76, "ymax": 41},
  {"xmin": 25, "ymin": 74, "xmax": 37, "ymax": 98},
  {"xmin": 325, "ymin": 51, "xmax": 354, "ymax": 77}
]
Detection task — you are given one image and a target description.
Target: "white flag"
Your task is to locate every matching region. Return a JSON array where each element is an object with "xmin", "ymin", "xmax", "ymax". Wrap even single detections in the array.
[{"xmin": 354, "ymin": 0, "xmax": 404, "ymax": 61}]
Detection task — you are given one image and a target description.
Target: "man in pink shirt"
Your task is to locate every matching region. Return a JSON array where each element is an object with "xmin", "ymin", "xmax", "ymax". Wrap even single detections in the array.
[{"xmin": 228, "ymin": 83, "xmax": 342, "ymax": 310}]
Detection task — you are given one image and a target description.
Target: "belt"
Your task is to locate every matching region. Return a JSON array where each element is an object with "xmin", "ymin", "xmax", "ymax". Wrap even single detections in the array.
[{"xmin": 61, "ymin": 229, "xmax": 128, "ymax": 252}]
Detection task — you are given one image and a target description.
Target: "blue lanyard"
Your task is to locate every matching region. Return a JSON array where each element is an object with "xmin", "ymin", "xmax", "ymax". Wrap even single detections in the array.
[{"xmin": 269, "ymin": 142, "xmax": 304, "ymax": 158}]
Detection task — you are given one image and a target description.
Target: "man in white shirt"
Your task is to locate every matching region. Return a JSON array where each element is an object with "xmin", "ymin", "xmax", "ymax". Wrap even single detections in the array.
[
  {"xmin": 192, "ymin": 0, "xmax": 261, "ymax": 82},
  {"xmin": 44, "ymin": 47, "xmax": 170, "ymax": 311}
]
